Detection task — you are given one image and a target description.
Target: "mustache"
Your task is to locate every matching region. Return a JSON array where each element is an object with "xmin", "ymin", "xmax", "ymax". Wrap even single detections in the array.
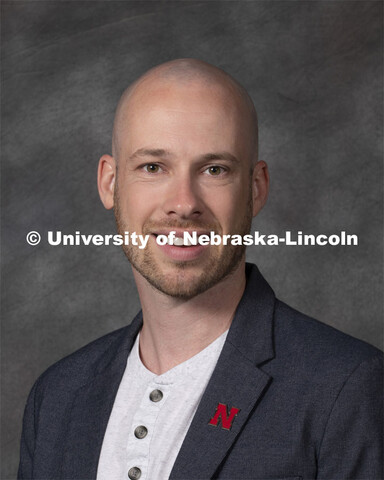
[{"xmin": 142, "ymin": 219, "xmax": 222, "ymax": 234}]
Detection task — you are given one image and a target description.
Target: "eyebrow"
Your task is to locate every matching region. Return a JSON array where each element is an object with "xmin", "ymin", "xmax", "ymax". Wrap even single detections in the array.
[
  {"xmin": 201, "ymin": 152, "xmax": 240, "ymax": 164},
  {"xmin": 128, "ymin": 148, "xmax": 173, "ymax": 161},
  {"xmin": 128, "ymin": 148, "xmax": 239, "ymax": 164}
]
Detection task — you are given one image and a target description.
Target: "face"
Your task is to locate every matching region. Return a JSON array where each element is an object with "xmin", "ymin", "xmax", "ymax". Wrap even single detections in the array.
[{"xmin": 110, "ymin": 79, "xmax": 256, "ymax": 299}]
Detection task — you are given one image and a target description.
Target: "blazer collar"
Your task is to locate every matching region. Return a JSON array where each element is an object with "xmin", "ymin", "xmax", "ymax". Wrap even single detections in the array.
[{"xmin": 227, "ymin": 262, "xmax": 275, "ymax": 366}]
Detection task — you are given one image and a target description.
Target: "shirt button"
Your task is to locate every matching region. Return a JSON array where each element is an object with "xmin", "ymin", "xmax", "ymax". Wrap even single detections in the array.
[
  {"xmin": 128, "ymin": 466, "xmax": 141, "ymax": 480},
  {"xmin": 149, "ymin": 389, "xmax": 163, "ymax": 402},
  {"xmin": 134, "ymin": 425, "xmax": 148, "ymax": 439}
]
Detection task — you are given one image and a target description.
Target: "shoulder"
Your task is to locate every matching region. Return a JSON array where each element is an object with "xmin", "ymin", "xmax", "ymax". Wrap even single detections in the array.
[
  {"xmin": 273, "ymin": 300, "xmax": 382, "ymax": 380},
  {"xmin": 33, "ymin": 315, "xmax": 141, "ymax": 396}
]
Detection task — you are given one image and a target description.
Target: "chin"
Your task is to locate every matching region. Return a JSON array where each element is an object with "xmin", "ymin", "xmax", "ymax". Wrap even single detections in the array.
[
  {"xmin": 140, "ymin": 264, "xmax": 211, "ymax": 300},
  {"xmin": 133, "ymin": 248, "xmax": 245, "ymax": 300}
]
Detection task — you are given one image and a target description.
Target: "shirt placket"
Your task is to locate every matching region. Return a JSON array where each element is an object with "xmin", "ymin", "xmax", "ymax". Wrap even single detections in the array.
[{"xmin": 125, "ymin": 382, "xmax": 172, "ymax": 480}]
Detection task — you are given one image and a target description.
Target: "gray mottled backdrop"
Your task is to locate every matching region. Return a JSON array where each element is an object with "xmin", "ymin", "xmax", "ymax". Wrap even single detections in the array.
[{"xmin": 1, "ymin": 1, "xmax": 382, "ymax": 478}]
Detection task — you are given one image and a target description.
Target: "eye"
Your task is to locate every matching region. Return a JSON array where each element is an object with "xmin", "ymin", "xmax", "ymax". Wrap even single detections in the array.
[
  {"xmin": 204, "ymin": 165, "xmax": 226, "ymax": 176},
  {"xmin": 143, "ymin": 164, "xmax": 161, "ymax": 173}
]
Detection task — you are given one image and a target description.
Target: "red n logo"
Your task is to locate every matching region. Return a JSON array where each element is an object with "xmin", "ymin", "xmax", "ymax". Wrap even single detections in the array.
[{"xmin": 208, "ymin": 403, "xmax": 240, "ymax": 430}]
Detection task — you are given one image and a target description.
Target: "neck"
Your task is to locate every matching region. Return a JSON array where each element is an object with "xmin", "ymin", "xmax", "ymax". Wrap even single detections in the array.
[{"xmin": 133, "ymin": 260, "xmax": 247, "ymax": 375}]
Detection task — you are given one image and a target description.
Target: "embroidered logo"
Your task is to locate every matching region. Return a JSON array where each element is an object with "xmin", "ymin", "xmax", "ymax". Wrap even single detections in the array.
[{"xmin": 208, "ymin": 403, "xmax": 240, "ymax": 430}]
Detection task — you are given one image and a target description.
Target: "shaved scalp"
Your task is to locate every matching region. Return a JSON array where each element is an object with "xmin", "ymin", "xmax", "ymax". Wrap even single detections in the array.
[{"xmin": 112, "ymin": 58, "xmax": 258, "ymax": 165}]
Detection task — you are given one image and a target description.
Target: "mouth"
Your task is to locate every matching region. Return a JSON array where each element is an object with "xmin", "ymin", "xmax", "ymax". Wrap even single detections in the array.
[
  {"xmin": 152, "ymin": 230, "xmax": 209, "ymax": 247},
  {"xmin": 150, "ymin": 230, "xmax": 211, "ymax": 262}
]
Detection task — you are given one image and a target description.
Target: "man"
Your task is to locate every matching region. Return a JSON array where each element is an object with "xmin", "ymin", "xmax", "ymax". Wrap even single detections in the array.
[{"xmin": 18, "ymin": 59, "xmax": 383, "ymax": 480}]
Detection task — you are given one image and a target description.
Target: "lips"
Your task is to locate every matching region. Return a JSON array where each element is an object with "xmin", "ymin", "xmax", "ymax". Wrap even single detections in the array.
[
  {"xmin": 148, "ymin": 229, "xmax": 211, "ymax": 261},
  {"xmin": 152, "ymin": 230, "xmax": 210, "ymax": 247}
]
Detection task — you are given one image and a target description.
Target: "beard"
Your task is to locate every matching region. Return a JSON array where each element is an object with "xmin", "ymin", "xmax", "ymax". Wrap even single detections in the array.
[{"xmin": 113, "ymin": 184, "xmax": 253, "ymax": 300}]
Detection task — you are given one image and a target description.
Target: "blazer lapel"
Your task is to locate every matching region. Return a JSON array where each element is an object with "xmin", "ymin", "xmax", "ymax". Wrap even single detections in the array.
[
  {"xmin": 169, "ymin": 344, "xmax": 271, "ymax": 480},
  {"xmin": 60, "ymin": 315, "xmax": 143, "ymax": 479},
  {"xmin": 170, "ymin": 264, "xmax": 276, "ymax": 480}
]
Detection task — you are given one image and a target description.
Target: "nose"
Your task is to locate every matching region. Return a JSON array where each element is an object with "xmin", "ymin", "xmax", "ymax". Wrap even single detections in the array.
[{"xmin": 162, "ymin": 173, "xmax": 203, "ymax": 219}]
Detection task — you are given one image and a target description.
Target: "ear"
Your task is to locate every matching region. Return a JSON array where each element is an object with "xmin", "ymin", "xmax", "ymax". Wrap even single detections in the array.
[
  {"xmin": 97, "ymin": 154, "xmax": 116, "ymax": 210},
  {"xmin": 251, "ymin": 160, "xmax": 269, "ymax": 216}
]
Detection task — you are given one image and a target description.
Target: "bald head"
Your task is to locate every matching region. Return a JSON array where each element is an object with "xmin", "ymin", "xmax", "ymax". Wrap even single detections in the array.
[{"xmin": 112, "ymin": 59, "xmax": 258, "ymax": 165}]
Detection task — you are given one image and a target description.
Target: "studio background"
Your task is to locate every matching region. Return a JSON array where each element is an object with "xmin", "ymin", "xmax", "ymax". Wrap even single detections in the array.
[{"xmin": 1, "ymin": 1, "xmax": 382, "ymax": 478}]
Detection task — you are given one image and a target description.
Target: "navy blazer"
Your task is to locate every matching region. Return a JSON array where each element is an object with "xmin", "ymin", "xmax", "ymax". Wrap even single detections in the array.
[{"xmin": 18, "ymin": 264, "xmax": 383, "ymax": 480}]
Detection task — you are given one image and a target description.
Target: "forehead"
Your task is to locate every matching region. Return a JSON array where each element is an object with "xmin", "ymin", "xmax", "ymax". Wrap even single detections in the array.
[{"xmin": 115, "ymin": 79, "xmax": 250, "ymax": 157}]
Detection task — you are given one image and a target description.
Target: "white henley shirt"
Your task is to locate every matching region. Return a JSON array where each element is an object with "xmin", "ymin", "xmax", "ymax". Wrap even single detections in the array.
[{"xmin": 97, "ymin": 328, "xmax": 228, "ymax": 480}]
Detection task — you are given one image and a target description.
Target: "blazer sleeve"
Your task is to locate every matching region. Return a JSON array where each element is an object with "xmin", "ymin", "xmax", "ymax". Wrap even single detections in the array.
[
  {"xmin": 317, "ymin": 354, "xmax": 383, "ymax": 480},
  {"xmin": 18, "ymin": 380, "xmax": 38, "ymax": 480}
]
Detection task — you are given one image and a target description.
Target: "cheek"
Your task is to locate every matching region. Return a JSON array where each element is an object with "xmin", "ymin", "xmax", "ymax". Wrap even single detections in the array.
[
  {"xmin": 117, "ymin": 183, "xmax": 157, "ymax": 224},
  {"xmin": 204, "ymin": 188, "xmax": 246, "ymax": 227}
]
